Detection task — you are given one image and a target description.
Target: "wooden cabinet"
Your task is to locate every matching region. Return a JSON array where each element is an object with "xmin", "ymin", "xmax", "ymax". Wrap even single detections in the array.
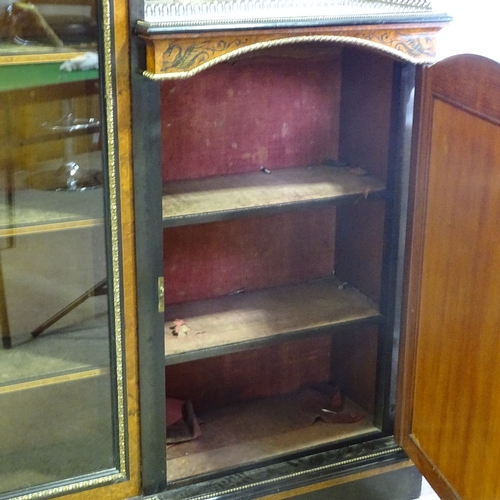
[
  {"xmin": 132, "ymin": 30, "xmax": 392, "ymax": 498},
  {"xmin": 128, "ymin": 3, "xmax": 500, "ymax": 500},
  {"xmin": 105, "ymin": 3, "xmax": 500, "ymax": 498},
  {"xmin": 3, "ymin": 1, "xmax": 500, "ymax": 499},
  {"xmin": 0, "ymin": 0, "xmax": 140, "ymax": 499}
]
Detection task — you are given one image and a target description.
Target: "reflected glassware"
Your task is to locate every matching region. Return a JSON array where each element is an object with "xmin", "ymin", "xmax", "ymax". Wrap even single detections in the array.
[{"xmin": 28, "ymin": 100, "xmax": 102, "ymax": 191}]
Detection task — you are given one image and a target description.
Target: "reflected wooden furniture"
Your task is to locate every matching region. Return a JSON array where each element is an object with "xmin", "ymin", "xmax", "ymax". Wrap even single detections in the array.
[
  {"xmin": 0, "ymin": 63, "xmax": 99, "ymax": 349},
  {"xmin": 0, "ymin": 253, "xmax": 11, "ymax": 348},
  {"xmin": 31, "ymin": 278, "xmax": 107, "ymax": 338},
  {"xmin": 0, "ymin": 0, "xmax": 97, "ymax": 58}
]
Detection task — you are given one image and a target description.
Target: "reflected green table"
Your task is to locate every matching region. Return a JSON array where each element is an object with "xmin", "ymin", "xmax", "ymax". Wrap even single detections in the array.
[{"xmin": 0, "ymin": 62, "xmax": 98, "ymax": 92}]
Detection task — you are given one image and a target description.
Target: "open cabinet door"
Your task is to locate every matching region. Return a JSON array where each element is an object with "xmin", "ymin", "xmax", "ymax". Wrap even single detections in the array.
[{"xmin": 397, "ymin": 54, "xmax": 500, "ymax": 500}]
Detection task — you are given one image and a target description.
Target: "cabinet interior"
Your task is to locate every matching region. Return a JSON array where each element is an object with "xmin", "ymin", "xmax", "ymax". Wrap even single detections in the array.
[{"xmin": 161, "ymin": 44, "xmax": 397, "ymax": 483}]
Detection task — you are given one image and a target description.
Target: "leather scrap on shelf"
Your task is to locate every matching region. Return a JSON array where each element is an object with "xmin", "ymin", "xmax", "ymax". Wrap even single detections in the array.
[
  {"xmin": 167, "ymin": 385, "xmax": 367, "ymax": 461},
  {"xmin": 291, "ymin": 383, "xmax": 365, "ymax": 426},
  {"xmin": 166, "ymin": 397, "xmax": 201, "ymax": 444}
]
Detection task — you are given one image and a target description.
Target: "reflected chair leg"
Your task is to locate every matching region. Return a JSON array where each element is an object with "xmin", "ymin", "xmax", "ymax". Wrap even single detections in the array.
[
  {"xmin": 0, "ymin": 257, "xmax": 11, "ymax": 349},
  {"xmin": 31, "ymin": 278, "xmax": 108, "ymax": 338}
]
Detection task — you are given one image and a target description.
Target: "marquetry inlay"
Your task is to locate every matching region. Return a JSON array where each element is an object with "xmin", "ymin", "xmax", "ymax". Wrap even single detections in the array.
[{"xmin": 141, "ymin": 24, "xmax": 440, "ymax": 79}]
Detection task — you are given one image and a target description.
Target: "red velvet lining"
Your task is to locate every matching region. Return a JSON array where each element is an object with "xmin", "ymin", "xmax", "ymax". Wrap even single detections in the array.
[
  {"xmin": 161, "ymin": 51, "xmax": 341, "ymax": 181},
  {"xmin": 164, "ymin": 208, "xmax": 335, "ymax": 305}
]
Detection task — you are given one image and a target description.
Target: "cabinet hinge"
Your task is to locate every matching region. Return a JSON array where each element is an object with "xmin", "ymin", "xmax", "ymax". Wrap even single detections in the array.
[{"xmin": 158, "ymin": 276, "xmax": 165, "ymax": 313}]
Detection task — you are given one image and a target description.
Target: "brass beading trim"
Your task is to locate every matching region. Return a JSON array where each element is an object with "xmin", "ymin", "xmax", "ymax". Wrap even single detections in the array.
[{"xmin": 101, "ymin": 0, "xmax": 128, "ymax": 480}]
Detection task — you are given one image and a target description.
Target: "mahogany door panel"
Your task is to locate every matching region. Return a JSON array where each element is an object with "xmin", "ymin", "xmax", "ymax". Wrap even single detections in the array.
[{"xmin": 398, "ymin": 54, "xmax": 500, "ymax": 500}]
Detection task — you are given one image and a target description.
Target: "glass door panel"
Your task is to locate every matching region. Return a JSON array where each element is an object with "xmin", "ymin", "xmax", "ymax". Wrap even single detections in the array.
[{"xmin": 0, "ymin": 0, "xmax": 126, "ymax": 496}]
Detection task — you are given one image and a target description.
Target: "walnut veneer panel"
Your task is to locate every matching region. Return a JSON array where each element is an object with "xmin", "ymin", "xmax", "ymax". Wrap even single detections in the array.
[
  {"xmin": 410, "ymin": 96, "xmax": 500, "ymax": 498},
  {"xmin": 141, "ymin": 23, "xmax": 443, "ymax": 78},
  {"xmin": 339, "ymin": 47, "xmax": 393, "ymax": 181},
  {"xmin": 335, "ymin": 200, "xmax": 385, "ymax": 304}
]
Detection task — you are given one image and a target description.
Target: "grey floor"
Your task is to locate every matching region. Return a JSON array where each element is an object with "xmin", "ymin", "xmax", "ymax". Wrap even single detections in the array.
[{"xmin": 418, "ymin": 479, "xmax": 440, "ymax": 500}]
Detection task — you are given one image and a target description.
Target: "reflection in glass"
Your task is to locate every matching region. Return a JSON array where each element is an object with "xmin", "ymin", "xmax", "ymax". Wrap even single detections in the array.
[
  {"xmin": 0, "ymin": 0, "xmax": 97, "ymax": 57},
  {"xmin": 0, "ymin": 9, "xmax": 120, "ymax": 493}
]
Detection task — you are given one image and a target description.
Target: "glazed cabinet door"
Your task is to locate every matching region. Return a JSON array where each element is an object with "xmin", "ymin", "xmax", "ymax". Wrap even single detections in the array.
[
  {"xmin": 397, "ymin": 54, "xmax": 500, "ymax": 500},
  {"xmin": 0, "ymin": 0, "xmax": 139, "ymax": 498}
]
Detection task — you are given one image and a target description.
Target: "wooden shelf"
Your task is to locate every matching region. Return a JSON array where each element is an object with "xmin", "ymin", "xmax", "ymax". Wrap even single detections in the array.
[
  {"xmin": 166, "ymin": 393, "xmax": 377, "ymax": 482},
  {"xmin": 162, "ymin": 165, "xmax": 386, "ymax": 227},
  {"xmin": 164, "ymin": 277, "xmax": 381, "ymax": 365}
]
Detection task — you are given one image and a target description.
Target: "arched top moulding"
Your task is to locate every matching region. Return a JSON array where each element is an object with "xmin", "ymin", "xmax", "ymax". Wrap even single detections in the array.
[{"xmin": 134, "ymin": 0, "xmax": 451, "ymax": 79}]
